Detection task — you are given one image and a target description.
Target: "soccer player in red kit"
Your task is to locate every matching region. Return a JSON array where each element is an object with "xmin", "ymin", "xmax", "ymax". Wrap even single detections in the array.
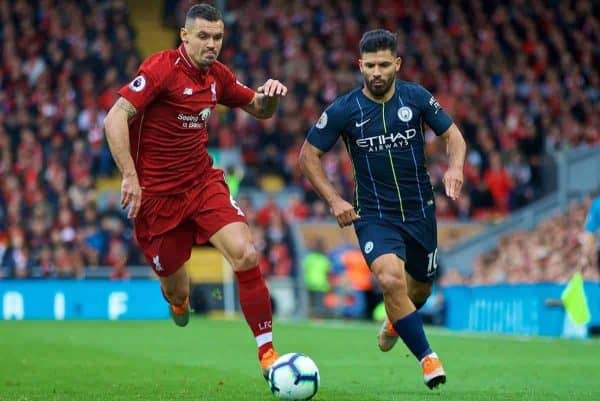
[{"xmin": 103, "ymin": 4, "xmax": 287, "ymax": 377}]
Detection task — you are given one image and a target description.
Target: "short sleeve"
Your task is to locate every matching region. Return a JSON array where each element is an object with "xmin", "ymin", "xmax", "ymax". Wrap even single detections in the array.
[
  {"xmin": 584, "ymin": 198, "xmax": 600, "ymax": 233},
  {"xmin": 217, "ymin": 65, "xmax": 255, "ymax": 108},
  {"xmin": 415, "ymin": 85, "xmax": 453, "ymax": 136},
  {"xmin": 306, "ymin": 102, "xmax": 346, "ymax": 152},
  {"xmin": 118, "ymin": 54, "xmax": 168, "ymax": 111}
]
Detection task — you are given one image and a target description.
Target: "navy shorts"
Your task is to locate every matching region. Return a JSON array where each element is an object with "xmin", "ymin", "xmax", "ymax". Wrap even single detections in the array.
[{"xmin": 353, "ymin": 212, "xmax": 439, "ymax": 283}]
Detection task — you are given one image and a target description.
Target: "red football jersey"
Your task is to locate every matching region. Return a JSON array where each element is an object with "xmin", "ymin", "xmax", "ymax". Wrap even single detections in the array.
[{"xmin": 118, "ymin": 44, "xmax": 255, "ymax": 195}]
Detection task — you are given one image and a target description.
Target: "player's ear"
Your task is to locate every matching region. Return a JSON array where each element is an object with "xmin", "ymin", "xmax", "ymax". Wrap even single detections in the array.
[
  {"xmin": 395, "ymin": 57, "xmax": 402, "ymax": 72},
  {"xmin": 358, "ymin": 58, "xmax": 364, "ymax": 73},
  {"xmin": 180, "ymin": 27, "xmax": 188, "ymax": 43}
]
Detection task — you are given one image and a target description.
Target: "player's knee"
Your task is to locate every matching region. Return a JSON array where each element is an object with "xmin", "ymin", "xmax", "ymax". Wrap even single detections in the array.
[
  {"xmin": 409, "ymin": 285, "xmax": 431, "ymax": 307},
  {"xmin": 230, "ymin": 243, "xmax": 259, "ymax": 270},
  {"xmin": 375, "ymin": 271, "xmax": 406, "ymax": 296}
]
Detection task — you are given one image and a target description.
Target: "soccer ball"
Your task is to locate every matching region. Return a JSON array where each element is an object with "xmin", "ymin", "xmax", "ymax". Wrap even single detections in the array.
[{"xmin": 268, "ymin": 353, "xmax": 320, "ymax": 400}]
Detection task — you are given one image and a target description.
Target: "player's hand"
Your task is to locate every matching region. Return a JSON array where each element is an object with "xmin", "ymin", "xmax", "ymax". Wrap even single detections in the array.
[
  {"xmin": 443, "ymin": 166, "xmax": 463, "ymax": 201},
  {"xmin": 330, "ymin": 198, "xmax": 360, "ymax": 228},
  {"xmin": 121, "ymin": 172, "xmax": 142, "ymax": 219},
  {"xmin": 257, "ymin": 79, "xmax": 288, "ymax": 97}
]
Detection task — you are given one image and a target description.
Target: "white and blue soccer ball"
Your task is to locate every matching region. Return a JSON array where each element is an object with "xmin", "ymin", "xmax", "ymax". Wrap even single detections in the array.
[{"xmin": 268, "ymin": 353, "xmax": 320, "ymax": 400}]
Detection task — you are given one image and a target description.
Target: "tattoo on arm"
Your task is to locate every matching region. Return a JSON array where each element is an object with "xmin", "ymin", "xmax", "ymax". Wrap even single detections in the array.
[
  {"xmin": 255, "ymin": 93, "xmax": 278, "ymax": 118},
  {"xmin": 255, "ymin": 95, "xmax": 266, "ymax": 112},
  {"xmin": 243, "ymin": 93, "xmax": 278, "ymax": 119},
  {"xmin": 115, "ymin": 97, "xmax": 138, "ymax": 120}
]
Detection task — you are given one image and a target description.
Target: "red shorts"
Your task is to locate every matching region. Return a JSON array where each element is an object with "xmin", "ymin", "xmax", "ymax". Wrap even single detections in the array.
[{"xmin": 135, "ymin": 172, "xmax": 247, "ymax": 276}]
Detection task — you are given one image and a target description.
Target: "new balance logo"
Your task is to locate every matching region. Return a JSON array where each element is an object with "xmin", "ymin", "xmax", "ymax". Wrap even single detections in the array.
[
  {"xmin": 152, "ymin": 255, "xmax": 164, "ymax": 272},
  {"xmin": 355, "ymin": 119, "xmax": 370, "ymax": 128},
  {"xmin": 183, "ymin": 88, "xmax": 193, "ymax": 95}
]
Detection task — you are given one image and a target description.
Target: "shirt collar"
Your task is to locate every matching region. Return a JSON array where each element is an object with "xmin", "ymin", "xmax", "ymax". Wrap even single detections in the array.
[{"xmin": 178, "ymin": 44, "xmax": 209, "ymax": 77}]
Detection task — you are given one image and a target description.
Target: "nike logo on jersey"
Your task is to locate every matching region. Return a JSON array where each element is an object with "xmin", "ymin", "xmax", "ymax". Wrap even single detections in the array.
[{"xmin": 355, "ymin": 119, "xmax": 370, "ymax": 127}]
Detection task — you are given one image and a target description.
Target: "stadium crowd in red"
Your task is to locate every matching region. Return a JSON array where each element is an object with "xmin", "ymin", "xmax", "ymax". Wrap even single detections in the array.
[
  {"xmin": 181, "ymin": 0, "xmax": 598, "ymax": 220},
  {"xmin": 0, "ymin": 0, "xmax": 145, "ymax": 278},
  {"xmin": 1, "ymin": 0, "xmax": 598, "ymax": 278}
]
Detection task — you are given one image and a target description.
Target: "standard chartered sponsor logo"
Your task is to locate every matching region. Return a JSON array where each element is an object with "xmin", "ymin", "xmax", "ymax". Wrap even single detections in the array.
[
  {"xmin": 178, "ymin": 107, "xmax": 212, "ymax": 129},
  {"xmin": 356, "ymin": 128, "xmax": 417, "ymax": 152},
  {"xmin": 178, "ymin": 113, "xmax": 200, "ymax": 122}
]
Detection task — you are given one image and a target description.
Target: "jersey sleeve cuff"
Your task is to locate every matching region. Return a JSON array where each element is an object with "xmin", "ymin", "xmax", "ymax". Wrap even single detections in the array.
[
  {"xmin": 117, "ymin": 90, "xmax": 144, "ymax": 111},
  {"xmin": 306, "ymin": 136, "xmax": 333, "ymax": 152}
]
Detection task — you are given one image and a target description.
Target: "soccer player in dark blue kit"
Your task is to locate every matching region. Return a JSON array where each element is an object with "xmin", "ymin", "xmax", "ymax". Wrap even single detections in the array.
[{"xmin": 299, "ymin": 29, "xmax": 466, "ymax": 389}]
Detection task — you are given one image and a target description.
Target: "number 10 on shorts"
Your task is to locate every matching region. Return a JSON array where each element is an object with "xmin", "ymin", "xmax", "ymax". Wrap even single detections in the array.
[{"xmin": 427, "ymin": 248, "xmax": 438, "ymax": 277}]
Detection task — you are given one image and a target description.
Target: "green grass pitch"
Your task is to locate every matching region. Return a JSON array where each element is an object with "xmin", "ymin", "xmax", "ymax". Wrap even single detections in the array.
[{"xmin": 1, "ymin": 318, "xmax": 598, "ymax": 401}]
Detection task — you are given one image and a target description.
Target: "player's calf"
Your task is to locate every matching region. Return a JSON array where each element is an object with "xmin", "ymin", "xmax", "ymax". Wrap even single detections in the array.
[
  {"xmin": 408, "ymin": 283, "xmax": 432, "ymax": 310},
  {"xmin": 234, "ymin": 266, "xmax": 278, "ymax": 378}
]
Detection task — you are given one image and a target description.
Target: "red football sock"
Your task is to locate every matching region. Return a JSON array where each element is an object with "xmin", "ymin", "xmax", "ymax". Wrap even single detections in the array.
[{"xmin": 235, "ymin": 266, "xmax": 274, "ymax": 359}]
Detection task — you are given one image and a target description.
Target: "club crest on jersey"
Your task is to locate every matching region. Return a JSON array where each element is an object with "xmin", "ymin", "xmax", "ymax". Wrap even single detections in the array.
[
  {"xmin": 316, "ymin": 112, "xmax": 328, "ymax": 129},
  {"xmin": 129, "ymin": 75, "xmax": 146, "ymax": 92},
  {"xmin": 397, "ymin": 106, "xmax": 413, "ymax": 122}
]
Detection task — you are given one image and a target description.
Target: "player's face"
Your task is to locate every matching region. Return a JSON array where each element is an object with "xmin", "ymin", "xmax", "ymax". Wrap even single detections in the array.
[
  {"xmin": 180, "ymin": 18, "xmax": 224, "ymax": 68},
  {"xmin": 359, "ymin": 50, "xmax": 401, "ymax": 98}
]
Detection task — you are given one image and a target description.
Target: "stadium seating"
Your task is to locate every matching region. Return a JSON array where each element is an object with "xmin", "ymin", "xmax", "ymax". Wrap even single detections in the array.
[{"xmin": 439, "ymin": 196, "xmax": 600, "ymax": 285}]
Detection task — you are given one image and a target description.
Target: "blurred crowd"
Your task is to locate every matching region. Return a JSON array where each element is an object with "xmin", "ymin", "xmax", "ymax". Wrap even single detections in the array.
[
  {"xmin": 0, "ymin": 0, "xmax": 143, "ymax": 278},
  {"xmin": 441, "ymin": 196, "xmax": 600, "ymax": 285},
  {"xmin": 170, "ymin": 0, "xmax": 599, "ymax": 220},
  {"xmin": 1, "ymin": 0, "xmax": 599, "ymax": 280},
  {"xmin": 237, "ymin": 194, "xmax": 301, "ymax": 278},
  {"xmin": 302, "ymin": 238, "xmax": 375, "ymax": 320},
  {"xmin": 302, "ymin": 236, "xmax": 445, "ymax": 323}
]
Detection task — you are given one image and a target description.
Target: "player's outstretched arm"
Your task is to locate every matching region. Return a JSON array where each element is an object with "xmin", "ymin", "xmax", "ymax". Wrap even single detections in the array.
[
  {"xmin": 104, "ymin": 97, "xmax": 142, "ymax": 218},
  {"xmin": 299, "ymin": 141, "xmax": 359, "ymax": 228},
  {"xmin": 440, "ymin": 123, "xmax": 466, "ymax": 201},
  {"xmin": 243, "ymin": 79, "xmax": 287, "ymax": 119}
]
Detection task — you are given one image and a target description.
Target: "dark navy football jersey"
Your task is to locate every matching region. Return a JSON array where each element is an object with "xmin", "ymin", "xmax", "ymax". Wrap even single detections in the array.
[{"xmin": 306, "ymin": 80, "xmax": 453, "ymax": 222}]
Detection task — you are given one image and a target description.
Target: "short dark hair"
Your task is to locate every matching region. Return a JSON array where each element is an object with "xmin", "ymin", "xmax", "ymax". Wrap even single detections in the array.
[
  {"xmin": 359, "ymin": 29, "xmax": 397, "ymax": 54},
  {"xmin": 186, "ymin": 3, "xmax": 222, "ymax": 23}
]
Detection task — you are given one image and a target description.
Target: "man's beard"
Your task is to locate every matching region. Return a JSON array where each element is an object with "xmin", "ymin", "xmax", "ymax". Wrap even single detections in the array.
[
  {"xmin": 366, "ymin": 77, "xmax": 393, "ymax": 98},
  {"xmin": 199, "ymin": 57, "xmax": 216, "ymax": 67},
  {"xmin": 198, "ymin": 50, "xmax": 218, "ymax": 67}
]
